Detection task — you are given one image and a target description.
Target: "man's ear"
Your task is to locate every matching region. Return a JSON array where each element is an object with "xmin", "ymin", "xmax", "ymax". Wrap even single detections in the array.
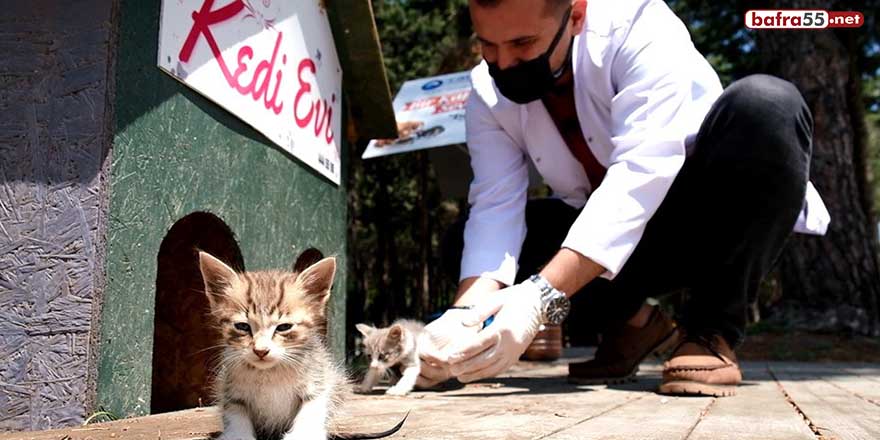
[
  {"xmin": 356, "ymin": 323, "xmax": 374, "ymax": 337},
  {"xmin": 199, "ymin": 251, "xmax": 239, "ymax": 308},
  {"xmin": 296, "ymin": 257, "xmax": 336, "ymax": 306}
]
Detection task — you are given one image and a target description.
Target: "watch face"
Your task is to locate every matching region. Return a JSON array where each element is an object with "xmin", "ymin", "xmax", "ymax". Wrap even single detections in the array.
[{"xmin": 545, "ymin": 295, "xmax": 570, "ymax": 325}]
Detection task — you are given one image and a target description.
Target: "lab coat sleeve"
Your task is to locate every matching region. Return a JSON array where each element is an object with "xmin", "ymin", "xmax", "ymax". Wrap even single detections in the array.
[
  {"xmin": 561, "ymin": 0, "xmax": 712, "ymax": 279},
  {"xmin": 460, "ymin": 91, "xmax": 529, "ymax": 286}
]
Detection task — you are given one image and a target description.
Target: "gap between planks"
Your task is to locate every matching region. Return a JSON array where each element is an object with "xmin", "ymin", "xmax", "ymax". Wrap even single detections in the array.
[
  {"xmin": 821, "ymin": 378, "xmax": 880, "ymax": 408},
  {"xmin": 767, "ymin": 365, "xmax": 827, "ymax": 440},
  {"xmin": 681, "ymin": 398, "xmax": 717, "ymax": 440}
]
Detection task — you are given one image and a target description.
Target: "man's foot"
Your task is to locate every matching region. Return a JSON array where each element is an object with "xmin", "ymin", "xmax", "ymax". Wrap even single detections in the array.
[
  {"xmin": 659, "ymin": 334, "xmax": 742, "ymax": 397},
  {"xmin": 567, "ymin": 306, "xmax": 680, "ymax": 384}
]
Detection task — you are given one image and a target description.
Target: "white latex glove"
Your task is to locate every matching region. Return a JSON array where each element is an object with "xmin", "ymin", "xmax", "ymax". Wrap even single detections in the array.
[
  {"xmin": 446, "ymin": 281, "xmax": 544, "ymax": 383},
  {"xmin": 416, "ymin": 308, "xmax": 482, "ymax": 388}
]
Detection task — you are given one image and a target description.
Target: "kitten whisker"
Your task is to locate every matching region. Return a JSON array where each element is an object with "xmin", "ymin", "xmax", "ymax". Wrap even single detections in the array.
[{"xmin": 192, "ymin": 344, "xmax": 228, "ymax": 355}]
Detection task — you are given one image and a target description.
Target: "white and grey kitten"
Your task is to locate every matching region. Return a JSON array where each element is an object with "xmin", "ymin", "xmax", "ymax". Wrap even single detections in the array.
[
  {"xmin": 200, "ymin": 250, "xmax": 405, "ymax": 440},
  {"xmin": 356, "ymin": 320, "xmax": 425, "ymax": 396}
]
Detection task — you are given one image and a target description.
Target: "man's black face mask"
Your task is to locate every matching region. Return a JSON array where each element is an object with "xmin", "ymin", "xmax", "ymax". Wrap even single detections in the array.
[{"xmin": 487, "ymin": 7, "xmax": 573, "ymax": 104}]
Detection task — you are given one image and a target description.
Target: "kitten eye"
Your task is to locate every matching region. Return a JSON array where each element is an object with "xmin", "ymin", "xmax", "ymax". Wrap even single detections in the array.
[
  {"xmin": 275, "ymin": 323, "xmax": 294, "ymax": 332},
  {"xmin": 234, "ymin": 322, "xmax": 251, "ymax": 333}
]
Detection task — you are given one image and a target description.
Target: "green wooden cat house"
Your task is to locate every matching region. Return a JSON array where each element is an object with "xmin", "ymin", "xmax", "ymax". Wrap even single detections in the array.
[{"xmin": 0, "ymin": 0, "xmax": 394, "ymax": 431}]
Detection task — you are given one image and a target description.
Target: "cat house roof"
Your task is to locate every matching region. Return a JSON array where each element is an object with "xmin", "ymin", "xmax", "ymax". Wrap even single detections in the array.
[{"xmin": 327, "ymin": 0, "xmax": 398, "ymax": 141}]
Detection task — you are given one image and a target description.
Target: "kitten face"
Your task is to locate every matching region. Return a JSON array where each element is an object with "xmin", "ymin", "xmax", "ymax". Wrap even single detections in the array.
[
  {"xmin": 357, "ymin": 324, "xmax": 406, "ymax": 370},
  {"xmin": 221, "ymin": 302, "xmax": 307, "ymax": 370},
  {"xmin": 199, "ymin": 252, "xmax": 336, "ymax": 371}
]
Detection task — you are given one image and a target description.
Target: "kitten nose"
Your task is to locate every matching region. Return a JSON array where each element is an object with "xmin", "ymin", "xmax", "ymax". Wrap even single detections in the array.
[{"xmin": 253, "ymin": 348, "xmax": 270, "ymax": 359}]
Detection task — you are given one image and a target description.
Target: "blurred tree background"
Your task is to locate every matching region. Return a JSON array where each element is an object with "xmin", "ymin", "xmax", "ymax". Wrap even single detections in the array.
[
  {"xmin": 346, "ymin": 0, "xmax": 880, "ymax": 352},
  {"xmin": 346, "ymin": 0, "xmax": 474, "ymax": 347}
]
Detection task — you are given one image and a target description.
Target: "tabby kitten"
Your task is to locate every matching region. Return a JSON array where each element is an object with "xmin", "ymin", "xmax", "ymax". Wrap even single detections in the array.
[
  {"xmin": 200, "ymin": 250, "xmax": 404, "ymax": 440},
  {"xmin": 356, "ymin": 320, "xmax": 425, "ymax": 396},
  {"xmin": 199, "ymin": 252, "xmax": 347, "ymax": 440}
]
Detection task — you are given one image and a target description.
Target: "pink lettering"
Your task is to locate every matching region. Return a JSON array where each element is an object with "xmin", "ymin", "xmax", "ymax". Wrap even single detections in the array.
[
  {"xmin": 246, "ymin": 33, "xmax": 284, "ymax": 114},
  {"xmin": 180, "ymin": 0, "xmax": 284, "ymax": 113},
  {"xmin": 179, "ymin": 0, "xmax": 337, "ymax": 145},
  {"xmin": 294, "ymin": 59, "xmax": 335, "ymax": 145},
  {"xmin": 179, "ymin": 0, "xmax": 245, "ymax": 85},
  {"xmin": 294, "ymin": 59, "xmax": 316, "ymax": 128},
  {"xmin": 231, "ymin": 46, "xmax": 254, "ymax": 94}
]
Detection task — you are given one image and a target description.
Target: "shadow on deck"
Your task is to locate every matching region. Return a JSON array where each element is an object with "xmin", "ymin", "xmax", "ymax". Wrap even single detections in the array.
[{"xmin": 2, "ymin": 349, "xmax": 878, "ymax": 439}]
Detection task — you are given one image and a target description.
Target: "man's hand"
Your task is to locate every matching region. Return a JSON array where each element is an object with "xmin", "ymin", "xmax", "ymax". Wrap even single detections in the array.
[
  {"xmin": 446, "ymin": 281, "xmax": 544, "ymax": 383},
  {"xmin": 415, "ymin": 308, "xmax": 481, "ymax": 388},
  {"xmin": 416, "ymin": 342, "xmax": 454, "ymax": 388}
]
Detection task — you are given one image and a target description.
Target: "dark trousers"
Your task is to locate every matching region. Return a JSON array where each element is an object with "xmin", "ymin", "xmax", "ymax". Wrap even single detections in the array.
[{"xmin": 442, "ymin": 74, "xmax": 813, "ymax": 347}]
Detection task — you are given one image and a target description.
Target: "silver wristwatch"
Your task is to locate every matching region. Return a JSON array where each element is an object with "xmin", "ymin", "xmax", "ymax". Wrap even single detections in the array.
[{"xmin": 528, "ymin": 274, "xmax": 571, "ymax": 326}]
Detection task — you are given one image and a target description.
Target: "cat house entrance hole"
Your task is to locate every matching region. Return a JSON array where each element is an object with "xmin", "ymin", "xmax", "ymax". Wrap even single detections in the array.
[{"xmin": 151, "ymin": 212, "xmax": 245, "ymax": 414}]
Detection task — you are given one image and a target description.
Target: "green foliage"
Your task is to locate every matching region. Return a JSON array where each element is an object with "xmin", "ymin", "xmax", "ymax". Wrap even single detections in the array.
[
  {"xmin": 666, "ymin": 0, "xmax": 759, "ymax": 85},
  {"xmin": 347, "ymin": 0, "xmax": 472, "ymax": 334},
  {"xmin": 668, "ymin": 0, "xmax": 878, "ymax": 97},
  {"xmin": 869, "ymin": 114, "xmax": 880, "ymax": 212},
  {"xmin": 373, "ymin": 0, "xmax": 471, "ymax": 91}
]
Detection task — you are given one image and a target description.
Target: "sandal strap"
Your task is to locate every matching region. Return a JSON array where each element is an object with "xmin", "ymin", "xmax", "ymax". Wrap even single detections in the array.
[{"xmin": 672, "ymin": 333, "xmax": 731, "ymax": 365}]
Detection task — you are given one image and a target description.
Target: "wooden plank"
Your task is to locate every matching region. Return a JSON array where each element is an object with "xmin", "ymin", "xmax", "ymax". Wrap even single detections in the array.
[
  {"xmin": 543, "ymin": 391, "xmax": 712, "ymax": 440},
  {"xmin": 536, "ymin": 360, "xmax": 716, "ymax": 440},
  {"xmin": 770, "ymin": 363, "xmax": 880, "ymax": 440},
  {"xmin": 0, "ymin": 361, "xmax": 644, "ymax": 440},
  {"xmin": 0, "ymin": 407, "xmax": 221, "ymax": 440},
  {"xmin": 769, "ymin": 363, "xmax": 880, "ymax": 405},
  {"xmin": 687, "ymin": 364, "xmax": 815, "ymax": 440},
  {"xmin": 9, "ymin": 357, "xmax": 875, "ymax": 440},
  {"xmin": 825, "ymin": 372, "xmax": 880, "ymax": 405},
  {"xmin": 325, "ymin": 0, "xmax": 397, "ymax": 141},
  {"xmin": 0, "ymin": 0, "xmax": 115, "ymax": 430},
  {"xmin": 339, "ymin": 362, "xmax": 650, "ymax": 439},
  {"xmin": 0, "ymin": 405, "xmax": 408, "ymax": 440},
  {"xmin": 844, "ymin": 366, "xmax": 880, "ymax": 385}
]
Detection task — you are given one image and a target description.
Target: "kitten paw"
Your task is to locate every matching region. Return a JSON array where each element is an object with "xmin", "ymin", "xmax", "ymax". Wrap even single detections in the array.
[{"xmin": 385, "ymin": 386, "xmax": 411, "ymax": 396}]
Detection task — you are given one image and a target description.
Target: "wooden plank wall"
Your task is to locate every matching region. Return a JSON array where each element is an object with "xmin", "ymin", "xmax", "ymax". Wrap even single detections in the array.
[{"xmin": 0, "ymin": 0, "xmax": 115, "ymax": 431}]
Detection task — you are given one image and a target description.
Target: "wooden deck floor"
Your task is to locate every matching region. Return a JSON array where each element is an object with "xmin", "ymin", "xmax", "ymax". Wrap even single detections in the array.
[{"xmin": 3, "ymin": 349, "xmax": 879, "ymax": 440}]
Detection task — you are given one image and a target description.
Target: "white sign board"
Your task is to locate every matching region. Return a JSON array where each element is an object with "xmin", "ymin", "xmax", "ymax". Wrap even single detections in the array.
[
  {"xmin": 362, "ymin": 71, "xmax": 471, "ymax": 159},
  {"xmin": 158, "ymin": 0, "xmax": 343, "ymax": 184}
]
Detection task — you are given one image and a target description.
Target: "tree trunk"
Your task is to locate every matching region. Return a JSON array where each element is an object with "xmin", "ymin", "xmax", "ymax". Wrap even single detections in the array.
[
  {"xmin": 758, "ymin": 0, "xmax": 880, "ymax": 336},
  {"xmin": 417, "ymin": 151, "xmax": 431, "ymax": 319},
  {"xmin": 368, "ymin": 159, "xmax": 395, "ymax": 326},
  {"xmin": 346, "ymin": 145, "xmax": 366, "ymax": 351}
]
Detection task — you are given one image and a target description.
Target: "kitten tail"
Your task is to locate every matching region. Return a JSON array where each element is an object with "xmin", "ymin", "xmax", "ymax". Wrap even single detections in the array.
[{"xmin": 329, "ymin": 412, "xmax": 409, "ymax": 440}]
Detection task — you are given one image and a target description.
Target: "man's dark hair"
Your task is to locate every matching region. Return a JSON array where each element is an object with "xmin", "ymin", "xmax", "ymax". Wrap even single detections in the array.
[{"xmin": 472, "ymin": 0, "xmax": 571, "ymax": 17}]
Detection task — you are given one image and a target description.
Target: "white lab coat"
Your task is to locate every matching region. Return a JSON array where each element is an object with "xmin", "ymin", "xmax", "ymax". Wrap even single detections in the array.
[{"xmin": 461, "ymin": 0, "xmax": 830, "ymax": 286}]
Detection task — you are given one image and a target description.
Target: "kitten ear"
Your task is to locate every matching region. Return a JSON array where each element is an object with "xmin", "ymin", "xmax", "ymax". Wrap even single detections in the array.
[
  {"xmin": 355, "ymin": 323, "xmax": 374, "ymax": 337},
  {"xmin": 293, "ymin": 247, "xmax": 324, "ymax": 273},
  {"xmin": 388, "ymin": 324, "xmax": 403, "ymax": 342},
  {"xmin": 296, "ymin": 257, "xmax": 336, "ymax": 305},
  {"xmin": 198, "ymin": 251, "xmax": 238, "ymax": 307}
]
